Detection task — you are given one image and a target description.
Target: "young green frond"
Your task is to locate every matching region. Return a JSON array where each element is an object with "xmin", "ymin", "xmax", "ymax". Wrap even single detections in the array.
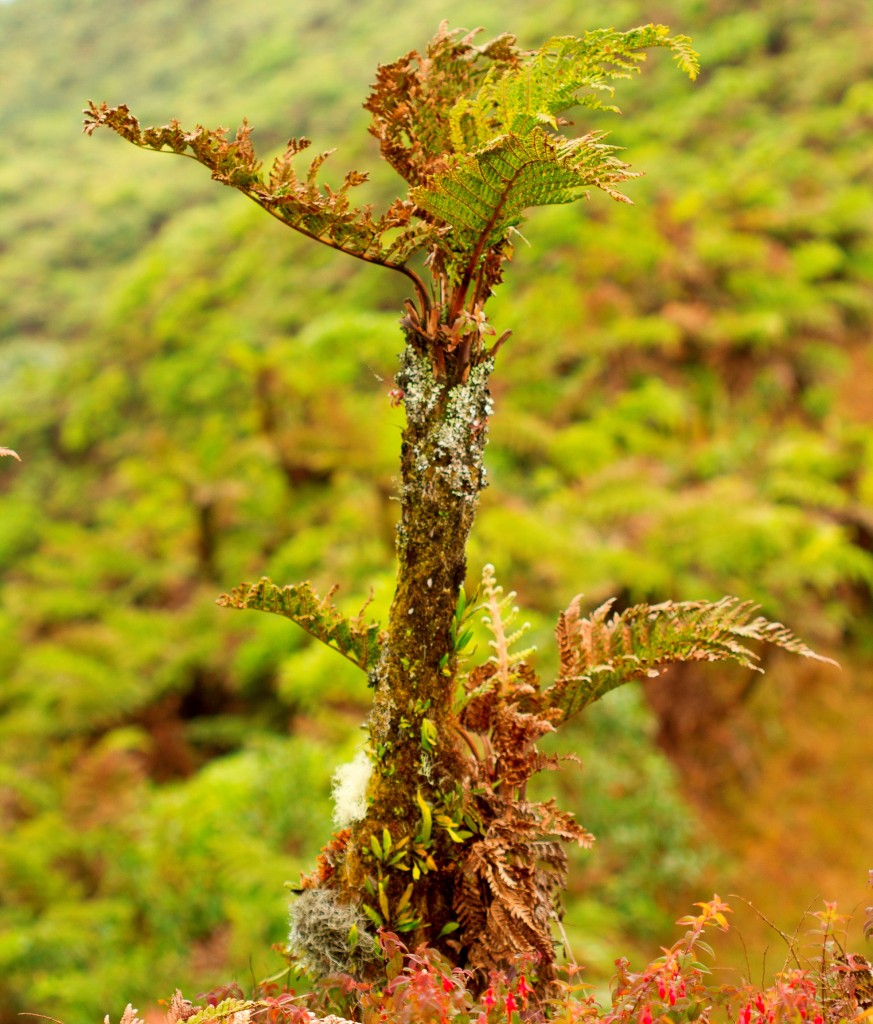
[
  {"xmin": 399, "ymin": 24, "xmax": 699, "ymax": 297},
  {"xmin": 547, "ymin": 595, "xmax": 837, "ymax": 722},
  {"xmin": 479, "ymin": 564, "xmax": 536, "ymax": 688},
  {"xmin": 216, "ymin": 576, "xmax": 384, "ymax": 672},
  {"xmin": 452, "ymin": 25, "xmax": 698, "ymax": 153}
]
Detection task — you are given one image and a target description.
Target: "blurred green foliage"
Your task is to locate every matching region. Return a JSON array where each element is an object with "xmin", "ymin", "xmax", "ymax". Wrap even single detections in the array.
[{"xmin": 1, "ymin": 0, "xmax": 872, "ymax": 1020}]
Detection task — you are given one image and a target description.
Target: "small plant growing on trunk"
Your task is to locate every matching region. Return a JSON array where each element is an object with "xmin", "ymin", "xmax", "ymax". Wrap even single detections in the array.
[{"xmin": 85, "ymin": 21, "xmax": 833, "ymax": 994}]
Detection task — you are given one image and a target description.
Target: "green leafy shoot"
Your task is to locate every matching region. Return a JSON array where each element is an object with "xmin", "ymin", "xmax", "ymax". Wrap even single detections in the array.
[
  {"xmin": 479, "ymin": 563, "xmax": 536, "ymax": 691},
  {"xmin": 547, "ymin": 595, "xmax": 838, "ymax": 722},
  {"xmin": 216, "ymin": 576, "xmax": 384, "ymax": 672},
  {"xmin": 406, "ymin": 25, "xmax": 699, "ymax": 281}
]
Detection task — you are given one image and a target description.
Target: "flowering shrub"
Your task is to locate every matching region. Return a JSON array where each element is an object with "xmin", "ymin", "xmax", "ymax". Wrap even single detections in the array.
[{"xmin": 111, "ymin": 894, "xmax": 871, "ymax": 1024}]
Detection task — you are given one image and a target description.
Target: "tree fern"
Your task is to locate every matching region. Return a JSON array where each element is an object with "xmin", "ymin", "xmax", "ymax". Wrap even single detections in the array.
[
  {"xmin": 547, "ymin": 595, "xmax": 838, "ymax": 723},
  {"xmin": 84, "ymin": 17, "xmax": 838, "ymax": 996}
]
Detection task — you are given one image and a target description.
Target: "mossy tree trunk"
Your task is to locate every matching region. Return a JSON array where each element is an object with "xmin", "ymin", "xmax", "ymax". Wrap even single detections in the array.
[{"xmin": 340, "ymin": 332, "xmax": 494, "ymax": 945}]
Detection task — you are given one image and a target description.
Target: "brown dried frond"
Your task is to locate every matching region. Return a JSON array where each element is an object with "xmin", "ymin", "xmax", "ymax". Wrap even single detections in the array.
[
  {"xmin": 457, "ymin": 799, "xmax": 590, "ymax": 985},
  {"xmin": 165, "ymin": 991, "xmax": 198, "ymax": 1024},
  {"xmin": 364, "ymin": 23, "xmax": 521, "ymax": 187},
  {"xmin": 82, "ymin": 103, "xmax": 428, "ymax": 271}
]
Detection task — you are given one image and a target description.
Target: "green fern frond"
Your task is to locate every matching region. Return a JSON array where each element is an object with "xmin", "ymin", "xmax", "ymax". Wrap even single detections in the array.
[
  {"xmin": 406, "ymin": 24, "xmax": 698, "ymax": 281},
  {"xmin": 547, "ymin": 595, "xmax": 836, "ymax": 722},
  {"xmin": 451, "ymin": 26, "xmax": 698, "ymax": 152},
  {"xmin": 187, "ymin": 1000, "xmax": 255, "ymax": 1024},
  {"xmin": 216, "ymin": 576, "xmax": 384, "ymax": 672},
  {"xmin": 411, "ymin": 127, "xmax": 632, "ymax": 256}
]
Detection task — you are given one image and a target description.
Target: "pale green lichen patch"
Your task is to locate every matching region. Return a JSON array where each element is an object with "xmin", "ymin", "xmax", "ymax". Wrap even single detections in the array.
[
  {"xmin": 397, "ymin": 347, "xmax": 443, "ymax": 427},
  {"xmin": 398, "ymin": 348, "xmax": 494, "ymax": 498},
  {"xmin": 431, "ymin": 358, "xmax": 494, "ymax": 496}
]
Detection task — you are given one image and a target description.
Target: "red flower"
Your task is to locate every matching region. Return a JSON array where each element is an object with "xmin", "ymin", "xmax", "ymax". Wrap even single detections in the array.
[
  {"xmin": 515, "ymin": 975, "xmax": 533, "ymax": 1004},
  {"xmin": 483, "ymin": 988, "xmax": 497, "ymax": 1011},
  {"xmin": 505, "ymin": 991, "xmax": 518, "ymax": 1016}
]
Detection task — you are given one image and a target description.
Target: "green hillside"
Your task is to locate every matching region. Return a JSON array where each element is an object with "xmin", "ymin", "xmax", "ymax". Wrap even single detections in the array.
[{"xmin": 2, "ymin": 0, "xmax": 873, "ymax": 1020}]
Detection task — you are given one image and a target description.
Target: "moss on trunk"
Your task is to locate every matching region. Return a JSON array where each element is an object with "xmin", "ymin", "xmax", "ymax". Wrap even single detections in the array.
[{"xmin": 339, "ymin": 342, "xmax": 494, "ymax": 944}]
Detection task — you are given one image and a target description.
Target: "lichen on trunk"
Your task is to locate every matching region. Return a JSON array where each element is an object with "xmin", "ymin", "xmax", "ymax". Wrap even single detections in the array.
[{"xmin": 341, "ymin": 340, "xmax": 494, "ymax": 944}]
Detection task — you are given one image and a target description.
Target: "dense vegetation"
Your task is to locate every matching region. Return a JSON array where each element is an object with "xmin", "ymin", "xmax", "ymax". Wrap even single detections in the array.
[{"xmin": 2, "ymin": 0, "xmax": 873, "ymax": 1021}]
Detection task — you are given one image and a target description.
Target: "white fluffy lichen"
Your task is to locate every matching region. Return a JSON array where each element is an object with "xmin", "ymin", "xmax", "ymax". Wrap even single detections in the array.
[{"xmin": 331, "ymin": 750, "xmax": 372, "ymax": 828}]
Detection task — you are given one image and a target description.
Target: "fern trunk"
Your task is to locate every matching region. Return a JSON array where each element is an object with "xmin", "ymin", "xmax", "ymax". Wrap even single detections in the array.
[{"xmin": 340, "ymin": 339, "xmax": 494, "ymax": 944}]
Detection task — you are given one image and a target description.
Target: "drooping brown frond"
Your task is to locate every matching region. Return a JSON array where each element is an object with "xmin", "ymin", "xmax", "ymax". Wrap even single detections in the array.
[
  {"xmin": 217, "ymin": 577, "xmax": 384, "ymax": 672},
  {"xmin": 451, "ymin": 567, "xmax": 593, "ymax": 985},
  {"xmin": 457, "ymin": 684, "xmax": 592, "ymax": 984},
  {"xmin": 548, "ymin": 595, "xmax": 838, "ymax": 722},
  {"xmin": 0, "ymin": 447, "xmax": 21, "ymax": 460},
  {"xmin": 457, "ymin": 799, "xmax": 593, "ymax": 985},
  {"xmin": 82, "ymin": 102, "xmax": 429, "ymax": 281}
]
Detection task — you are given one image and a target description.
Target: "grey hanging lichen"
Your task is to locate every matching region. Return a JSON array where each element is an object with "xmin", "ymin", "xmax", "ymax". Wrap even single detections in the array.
[{"xmin": 289, "ymin": 888, "xmax": 378, "ymax": 977}]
